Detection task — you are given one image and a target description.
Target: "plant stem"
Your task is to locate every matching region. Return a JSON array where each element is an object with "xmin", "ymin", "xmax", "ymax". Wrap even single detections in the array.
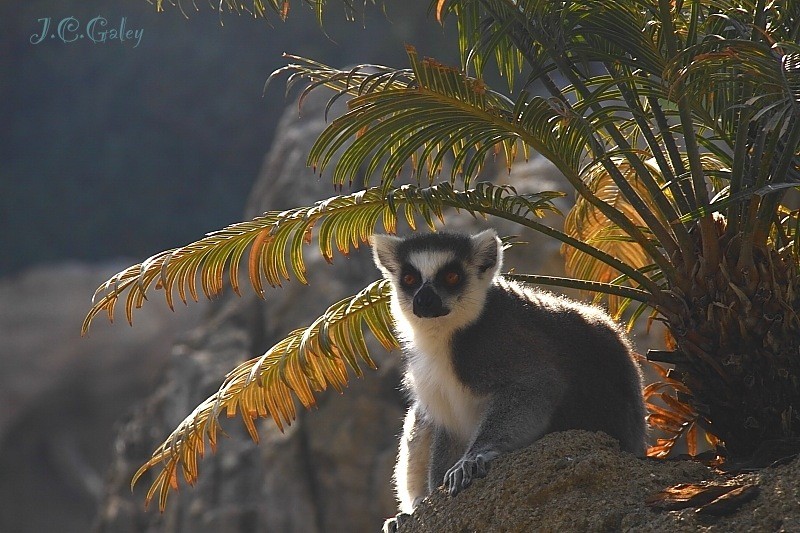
[
  {"xmin": 550, "ymin": 57, "xmax": 679, "ymax": 271},
  {"xmin": 649, "ymin": 97, "xmax": 696, "ymax": 207},
  {"xmin": 471, "ymin": 202, "xmax": 668, "ymax": 301},
  {"xmin": 608, "ymin": 63, "xmax": 695, "ymax": 255},
  {"xmin": 659, "ymin": 0, "xmax": 720, "ymax": 274}
]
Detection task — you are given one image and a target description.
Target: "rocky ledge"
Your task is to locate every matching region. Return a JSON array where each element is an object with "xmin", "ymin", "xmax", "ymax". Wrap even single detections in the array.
[{"xmin": 401, "ymin": 430, "xmax": 799, "ymax": 533}]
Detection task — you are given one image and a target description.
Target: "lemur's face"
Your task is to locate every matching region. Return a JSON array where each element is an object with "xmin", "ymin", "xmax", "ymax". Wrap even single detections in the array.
[
  {"xmin": 371, "ymin": 230, "xmax": 502, "ymax": 322},
  {"xmin": 396, "ymin": 250, "xmax": 467, "ymax": 318}
]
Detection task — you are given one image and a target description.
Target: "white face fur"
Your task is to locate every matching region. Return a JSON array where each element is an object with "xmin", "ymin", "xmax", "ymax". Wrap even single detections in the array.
[
  {"xmin": 371, "ymin": 230, "xmax": 503, "ymax": 440},
  {"xmin": 371, "ymin": 229, "xmax": 503, "ymax": 337}
]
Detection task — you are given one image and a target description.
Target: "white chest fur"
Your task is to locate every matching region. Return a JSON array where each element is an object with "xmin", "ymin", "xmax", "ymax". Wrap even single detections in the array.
[{"xmin": 402, "ymin": 329, "xmax": 488, "ymax": 443}]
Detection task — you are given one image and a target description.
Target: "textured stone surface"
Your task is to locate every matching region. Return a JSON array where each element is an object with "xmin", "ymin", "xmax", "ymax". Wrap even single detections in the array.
[{"xmin": 400, "ymin": 430, "xmax": 800, "ymax": 533}]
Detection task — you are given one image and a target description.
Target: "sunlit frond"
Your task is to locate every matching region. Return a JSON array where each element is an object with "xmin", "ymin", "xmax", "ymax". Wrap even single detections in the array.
[
  {"xmin": 281, "ymin": 46, "xmax": 594, "ymax": 188},
  {"xmin": 562, "ymin": 159, "xmax": 659, "ymax": 315},
  {"xmin": 131, "ymin": 279, "xmax": 397, "ymax": 511},
  {"xmin": 561, "ymin": 151, "xmax": 735, "ymax": 318},
  {"xmin": 640, "ymin": 356, "xmax": 703, "ymax": 459},
  {"xmin": 82, "ymin": 182, "xmax": 564, "ymax": 335}
]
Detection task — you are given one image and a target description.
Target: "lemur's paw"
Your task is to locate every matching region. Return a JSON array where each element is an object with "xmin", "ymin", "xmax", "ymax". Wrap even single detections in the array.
[
  {"xmin": 382, "ymin": 512, "xmax": 411, "ymax": 533},
  {"xmin": 444, "ymin": 452, "xmax": 494, "ymax": 496}
]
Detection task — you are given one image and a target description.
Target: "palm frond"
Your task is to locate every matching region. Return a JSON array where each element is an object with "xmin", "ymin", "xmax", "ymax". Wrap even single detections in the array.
[
  {"xmin": 437, "ymin": 0, "xmax": 664, "ymax": 82},
  {"xmin": 670, "ymin": 40, "xmax": 798, "ymax": 144},
  {"xmin": 562, "ymin": 159, "xmax": 661, "ymax": 315},
  {"xmin": 670, "ymin": 38, "xmax": 800, "ymax": 247},
  {"xmin": 678, "ymin": 182, "xmax": 800, "ymax": 225},
  {"xmin": 82, "ymin": 182, "xmax": 564, "ymax": 335},
  {"xmin": 282, "ymin": 45, "xmax": 592, "ymax": 187},
  {"xmin": 641, "ymin": 356, "xmax": 703, "ymax": 459},
  {"xmin": 152, "ymin": 0, "xmax": 287, "ymax": 20},
  {"xmin": 504, "ymin": 273, "xmax": 650, "ymax": 304},
  {"xmin": 442, "ymin": 1, "xmax": 696, "ymax": 268},
  {"xmin": 283, "ymin": 46, "xmax": 679, "ymax": 282},
  {"xmin": 131, "ymin": 279, "xmax": 397, "ymax": 511}
]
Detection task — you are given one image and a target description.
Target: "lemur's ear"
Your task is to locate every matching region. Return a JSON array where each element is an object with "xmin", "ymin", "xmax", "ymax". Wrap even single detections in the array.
[
  {"xmin": 471, "ymin": 229, "xmax": 503, "ymax": 277},
  {"xmin": 370, "ymin": 234, "xmax": 403, "ymax": 276}
]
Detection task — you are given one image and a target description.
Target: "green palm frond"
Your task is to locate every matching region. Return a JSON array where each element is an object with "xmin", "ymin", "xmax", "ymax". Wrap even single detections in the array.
[
  {"xmin": 438, "ymin": 0, "xmax": 799, "ymax": 268},
  {"xmin": 670, "ymin": 40, "xmax": 800, "ymax": 144},
  {"xmin": 437, "ymin": 0, "xmax": 664, "ymax": 83},
  {"xmin": 131, "ymin": 279, "xmax": 397, "ymax": 511},
  {"xmin": 81, "ymin": 182, "xmax": 564, "ymax": 335},
  {"xmin": 284, "ymin": 45, "xmax": 593, "ymax": 187},
  {"xmin": 153, "ymin": 0, "xmax": 286, "ymax": 19},
  {"xmin": 436, "ymin": 0, "xmax": 529, "ymax": 84}
]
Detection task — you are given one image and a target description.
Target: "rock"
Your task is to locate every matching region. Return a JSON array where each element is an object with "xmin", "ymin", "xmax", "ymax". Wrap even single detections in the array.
[
  {"xmin": 399, "ymin": 430, "xmax": 708, "ymax": 532},
  {"xmin": 399, "ymin": 429, "xmax": 800, "ymax": 533}
]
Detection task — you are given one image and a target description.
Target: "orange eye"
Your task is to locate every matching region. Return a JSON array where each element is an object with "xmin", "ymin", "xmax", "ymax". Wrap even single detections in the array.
[
  {"xmin": 444, "ymin": 271, "xmax": 461, "ymax": 286},
  {"xmin": 402, "ymin": 273, "xmax": 418, "ymax": 287}
]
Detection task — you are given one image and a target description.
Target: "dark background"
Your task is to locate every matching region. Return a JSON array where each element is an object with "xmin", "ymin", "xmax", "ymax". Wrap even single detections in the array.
[{"xmin": 1, "ymin": 0, "xmax": 458, "ymax": 276}]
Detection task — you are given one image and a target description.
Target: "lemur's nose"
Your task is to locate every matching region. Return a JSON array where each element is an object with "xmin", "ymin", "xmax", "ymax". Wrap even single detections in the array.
[{"xmin": 413, "ymin": 284, "xmax": 448, "ymax": 318}]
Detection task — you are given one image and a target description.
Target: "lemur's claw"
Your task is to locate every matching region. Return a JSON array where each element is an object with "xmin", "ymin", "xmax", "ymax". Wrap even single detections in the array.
[{"xmin": 444, "ymin": 453, "xmax": 491, "ymax": 497}]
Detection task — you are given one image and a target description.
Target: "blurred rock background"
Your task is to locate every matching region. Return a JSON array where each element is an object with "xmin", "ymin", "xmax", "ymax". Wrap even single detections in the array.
[{"xmin": 1, "ymin": 2, "xmax": 665, "ymax": 532}]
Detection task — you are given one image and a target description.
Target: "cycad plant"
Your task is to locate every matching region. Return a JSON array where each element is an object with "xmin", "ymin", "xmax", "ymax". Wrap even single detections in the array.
[{"xmin": 83, "ymin": 0, "xmax": 800, "ymax": 509}]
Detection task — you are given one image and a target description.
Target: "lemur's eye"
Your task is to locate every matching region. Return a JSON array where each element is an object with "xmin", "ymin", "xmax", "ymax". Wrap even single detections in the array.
[
  {"xmin": 444, "ymin": 271, "xmax": 461, "ymax": 286},
  {"xmin": 402, "ymin": 273, "xmax": 419, "ymax": 287}
]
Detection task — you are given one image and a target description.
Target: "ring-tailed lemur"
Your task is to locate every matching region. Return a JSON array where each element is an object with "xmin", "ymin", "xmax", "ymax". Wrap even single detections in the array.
[{"xmin": 371, "ymin": 229, "xmax": 646, "ymax": 532}]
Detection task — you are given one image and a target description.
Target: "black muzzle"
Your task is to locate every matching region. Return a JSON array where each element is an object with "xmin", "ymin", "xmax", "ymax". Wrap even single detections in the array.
[{"xmin": 412, "ymin": 284, "xmax": 449, "ymax": 318}]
